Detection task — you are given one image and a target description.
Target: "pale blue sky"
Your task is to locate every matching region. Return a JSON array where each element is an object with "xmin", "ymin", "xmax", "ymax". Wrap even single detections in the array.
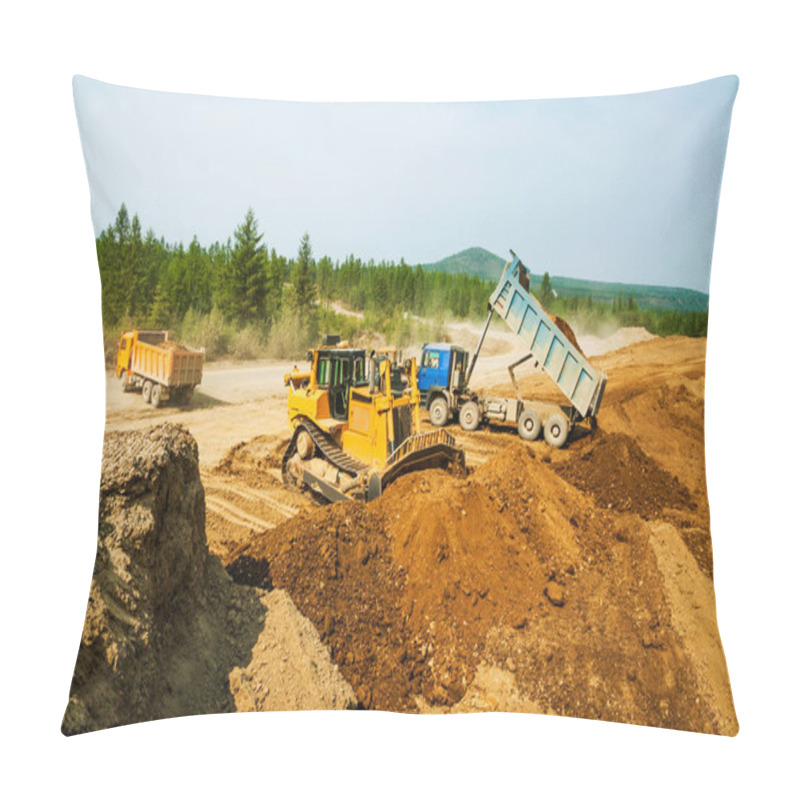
[{"xmin": 73, "ymin": 75, "xmax": 737, "ymax": 292}]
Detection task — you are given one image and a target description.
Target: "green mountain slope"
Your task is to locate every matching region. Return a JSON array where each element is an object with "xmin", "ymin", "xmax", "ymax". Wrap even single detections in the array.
[
  {"xmin": 422, "ymin": 246, "xmax": 507, "ymax": 278},
  {"xmin": 421, "ymin": 247, "xmax": 709, "ymax": 312}
]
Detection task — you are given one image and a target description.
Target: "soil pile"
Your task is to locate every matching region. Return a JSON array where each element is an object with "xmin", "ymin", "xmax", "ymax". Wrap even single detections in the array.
[
  {"xmin": 554, "ymin": 430, "xmax": 694, "ymax": 519},
  {"xmin": 63, "ymin": 424, "xmax": 354, "ymax": 734},
  {"xmin": 215, "ymin": 434, "xmax": 289, "ymax": 482},
  {"xmin": 231, "ymin": 442, "xmax": 737, "ymax": 733},
  {"xmin": 501, "ymin": 336, "xmax": 714, "ymax": 577},
  {"xmin": 589, "ymin": 338, "xmax": 714, "ymax": 577},
  {"xmin": 591, "ymin": 337, "xmax": 707, "ymax": 493},
  {"xmin": 229, "ymin": 501, "xmax": 410, "ymax": 710}
]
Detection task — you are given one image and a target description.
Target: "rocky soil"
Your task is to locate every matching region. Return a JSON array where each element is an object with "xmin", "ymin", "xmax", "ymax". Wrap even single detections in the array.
[{"xmin": 62, "ymin": 425, "xmax": 354, "ymax": 735}]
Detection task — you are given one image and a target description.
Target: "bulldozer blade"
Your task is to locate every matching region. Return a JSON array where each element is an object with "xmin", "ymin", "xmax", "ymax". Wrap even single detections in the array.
[
  {"xmin": 381, "ymin": 441, "xmax": 466, "ymax": 489},
  {"xmin": 300, "ymin": 468, "xmax": 353, "ymax": 503}
]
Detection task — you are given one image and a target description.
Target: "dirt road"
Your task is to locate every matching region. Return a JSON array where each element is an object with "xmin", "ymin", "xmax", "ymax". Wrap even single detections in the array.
[{"xmin": 106, "ymin": 359, "xmax": 296, "ymax": 465}]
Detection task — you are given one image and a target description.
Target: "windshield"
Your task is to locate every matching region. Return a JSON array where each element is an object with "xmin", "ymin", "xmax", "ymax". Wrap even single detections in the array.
[
  {"xmin": 316, "ymin": 353, "xmax": 367, "ymax": 387},
  {"xmin": 422, "ymin": 350, "xmax": 440, "ymax": 369}
]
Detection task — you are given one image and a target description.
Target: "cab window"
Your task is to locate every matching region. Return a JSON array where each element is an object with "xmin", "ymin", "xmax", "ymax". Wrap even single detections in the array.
[
  {"xmin": 422, "ymin": 350, "xmax": 440, "ymax": 370},
  {"xmin": 316, "ymin": 357, "xmax": 331, "ymax": 386},
  {"xmin": 353, "ymin": 358, "xmax": 366, "ymax": 385}
]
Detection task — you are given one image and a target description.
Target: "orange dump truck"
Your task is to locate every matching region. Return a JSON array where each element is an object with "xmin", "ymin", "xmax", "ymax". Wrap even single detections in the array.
[{"xmin": 116, "ymin": 330, "xmax": 204, "ymax": 407}]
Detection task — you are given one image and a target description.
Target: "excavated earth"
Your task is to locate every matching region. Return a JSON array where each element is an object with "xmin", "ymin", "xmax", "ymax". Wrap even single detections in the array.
[
  {"xmin": 215, "ymin": 335, "xmax": 737, "ymax": 734},
  {"xmin": 83, "ymin": 335, "xmax": 737, "ymax": 735},
  {"xmin": 63, "ymin": 425, "xmax": 354, "ymax": 735}
]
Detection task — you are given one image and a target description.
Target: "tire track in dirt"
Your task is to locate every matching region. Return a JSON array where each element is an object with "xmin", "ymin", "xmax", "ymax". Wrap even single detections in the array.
[
  {"xmin": 205, "ymin": 496, "xmax": 277, "ymax": 531},
  {"xmin": 203, "ymin": 474, "xmax": 299, "ymax": 518},
  {"xmin": 201, "ymin": 467, "xmax": 309, "ymax": 564}
]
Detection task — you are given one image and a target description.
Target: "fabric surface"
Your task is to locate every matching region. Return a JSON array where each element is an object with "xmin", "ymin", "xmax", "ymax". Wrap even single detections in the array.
[{"xmin": 64, "ymin": 75, "xmax": 739, "ymax": 735}]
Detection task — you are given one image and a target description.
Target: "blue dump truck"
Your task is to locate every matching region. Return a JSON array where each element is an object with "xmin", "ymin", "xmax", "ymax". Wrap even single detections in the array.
[{"xmin": 418, "ymin": 251, "xmax": 607, "ymax": 447}]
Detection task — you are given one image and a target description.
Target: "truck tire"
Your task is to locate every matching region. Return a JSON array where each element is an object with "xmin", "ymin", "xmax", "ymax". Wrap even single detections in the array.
[
  {"xmin": 120, "ymin": 370, "xmax": 129, "ymax": 392},
  {"xmin": 459, "ymin": 401, "xmax": 481, "ymax": 432},
  {"xmin": 428, "ymin": 396, "xmax": 449, "ymax": 427},
  {"xmin": 142, "ymin": 380, "xmax": 153, "ymax": 404},
  {"xmin": 544, "ymin": 414, "xmax": 569, "ymax": 448},
  {"xmin": 150, "ymin": 383, "xmax": 163, "ymax": 408},
  {"xmin": 517, "ymin": 409, "xmax": 542, "ymax": 441}
]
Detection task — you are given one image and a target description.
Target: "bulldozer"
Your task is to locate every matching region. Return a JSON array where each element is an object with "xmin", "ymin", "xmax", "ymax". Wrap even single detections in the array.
[{"xmin": 282, "ymin": 338, "xmax": 465, "ymax": 502}]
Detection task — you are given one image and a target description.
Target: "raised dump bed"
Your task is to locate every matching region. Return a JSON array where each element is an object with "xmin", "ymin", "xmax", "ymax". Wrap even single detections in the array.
[
  {"xmin": 418, "ymin": 251, "xmax": 607, "ymax": 447},
  {"xmin": 488, "ymin": 254, "xmax": 606, "ymax": 419}
]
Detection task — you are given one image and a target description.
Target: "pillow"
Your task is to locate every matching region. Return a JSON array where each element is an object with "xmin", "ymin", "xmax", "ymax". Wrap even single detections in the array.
[{"xmin": 64, "ymin": 75, "xmax": 739, "ymax": 735}]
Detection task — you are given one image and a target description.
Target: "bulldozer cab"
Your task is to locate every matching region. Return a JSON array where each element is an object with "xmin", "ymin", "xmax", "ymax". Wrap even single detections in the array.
[
  {"xmin": 283, "ymin": 342, "xmax": 465, "ymax": 502},
  {"xmin": 314, "ymin": 348, "xmax": 368, "ymax": 421}
]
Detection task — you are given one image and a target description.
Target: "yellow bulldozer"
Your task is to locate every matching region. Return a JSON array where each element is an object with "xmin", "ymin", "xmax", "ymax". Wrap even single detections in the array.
[{"xmin": 282, "ymin": 338, "xmax": 465, "ymax": 502}]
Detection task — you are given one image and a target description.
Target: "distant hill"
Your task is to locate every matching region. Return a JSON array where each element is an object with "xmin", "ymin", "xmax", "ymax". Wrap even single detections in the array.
[
  {"xmin": 421, "ymin": 247, "xmax": 709, "ymax": 312},
  {"xmin": 422, "ymin": 247, "xmax": 507, "ymax": 279}
]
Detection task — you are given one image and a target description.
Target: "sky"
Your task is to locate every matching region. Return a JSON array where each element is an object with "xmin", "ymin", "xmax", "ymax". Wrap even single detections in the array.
[{"xmin": 73, "ymin": 75, "xmax": 738, "ymax": 293}]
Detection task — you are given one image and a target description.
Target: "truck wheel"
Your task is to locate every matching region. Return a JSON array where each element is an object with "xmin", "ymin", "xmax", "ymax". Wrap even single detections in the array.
[
  {"xmin": 517, "ymin": 409, "xmax": 542, "ymax": 441},
  {"xmin": 119, "ymin": 370, "xmax": 129, "ymax": 392},
  {"xmin": 544, "ymin": 414, "xmax": 569, "ymax": 448},
  {"xmin": 142, "ymin": 380, "xmax": 153, "ymax": 404},
  {"xmin": 459, "ymin": 401, "xmax": 481, "ymax": 432},
  {"xmin": 150, "ymin": 383, "xmax": 163, "ymax": 408},
  {"xmin": 428, "ymin": 397, "xmax": 449, "ymax": 427}
]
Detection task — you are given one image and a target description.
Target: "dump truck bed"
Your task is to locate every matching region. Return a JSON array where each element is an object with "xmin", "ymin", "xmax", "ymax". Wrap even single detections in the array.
[
  {"xmin": 130, "ymin": 340, "xmax": 204, "ymax": 388},
  {"xmin": 488, "ymin": 257, "xmax": 606, "ymax": 418}
]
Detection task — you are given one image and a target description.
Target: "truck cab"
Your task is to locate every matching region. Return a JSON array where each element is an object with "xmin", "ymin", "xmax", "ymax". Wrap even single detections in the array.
[
  {"xmin": 418, "ymin": 343, "xmax": 469, "ymax": 425},
  {"xmin": 116, "ymin": 330, "xmax": 168, "ymax": 377}
]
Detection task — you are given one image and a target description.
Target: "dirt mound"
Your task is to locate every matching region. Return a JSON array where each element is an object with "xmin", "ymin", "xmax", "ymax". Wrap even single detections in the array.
[
  {"xmin": 379, "ymin": 467, "xmax": 548, "ymax": 704},
  {"xmin": 231, "ymin": 442, "xmax": 736, "ymax": 732},
  {"xmin": 553, "ymin": 428, "xmax": 712, "ymax": 579},
  {"xmin": 554, "ymin": 430, "xmax": 694, "ymax": 519},
  {"xmin": 215, "ymin": 434, "xmax": 289, "ymax": 481},
  {"xmin": 63, "ymin": 424, "xmax": 354, "ymax": 734},
  {"xmin": 229, "ymin": 500, "xmax": 411, "ymax": 710},
  {"xmin": 585, "ymin": 337, "xmax": 714, "ymax": 577}
]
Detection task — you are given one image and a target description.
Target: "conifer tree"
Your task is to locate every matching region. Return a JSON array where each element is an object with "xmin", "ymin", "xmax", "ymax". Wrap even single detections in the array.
[
  {"xmin": 290, "ymin": 232, "xmax": 317, "ymax": 311},
  {"xmin": 538, "ymin": 271, "xmax": 554, "ymax": 308},
  {"xmin": 316, "ymin": 255, "xmax": 334, "ymax": 306},
  {"xmin": 218, "ymin": 209, "xmax": 267, "ymax": 323}
]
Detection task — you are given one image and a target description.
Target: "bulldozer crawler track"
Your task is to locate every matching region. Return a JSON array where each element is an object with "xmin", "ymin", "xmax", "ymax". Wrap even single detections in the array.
[
  {"xmin": 281, "ymin": 417, "xmax": 369, "ymax": 502},
  {"xmin": 282, "ymin": 417, "xmax": 368, "ymax": 478}
]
